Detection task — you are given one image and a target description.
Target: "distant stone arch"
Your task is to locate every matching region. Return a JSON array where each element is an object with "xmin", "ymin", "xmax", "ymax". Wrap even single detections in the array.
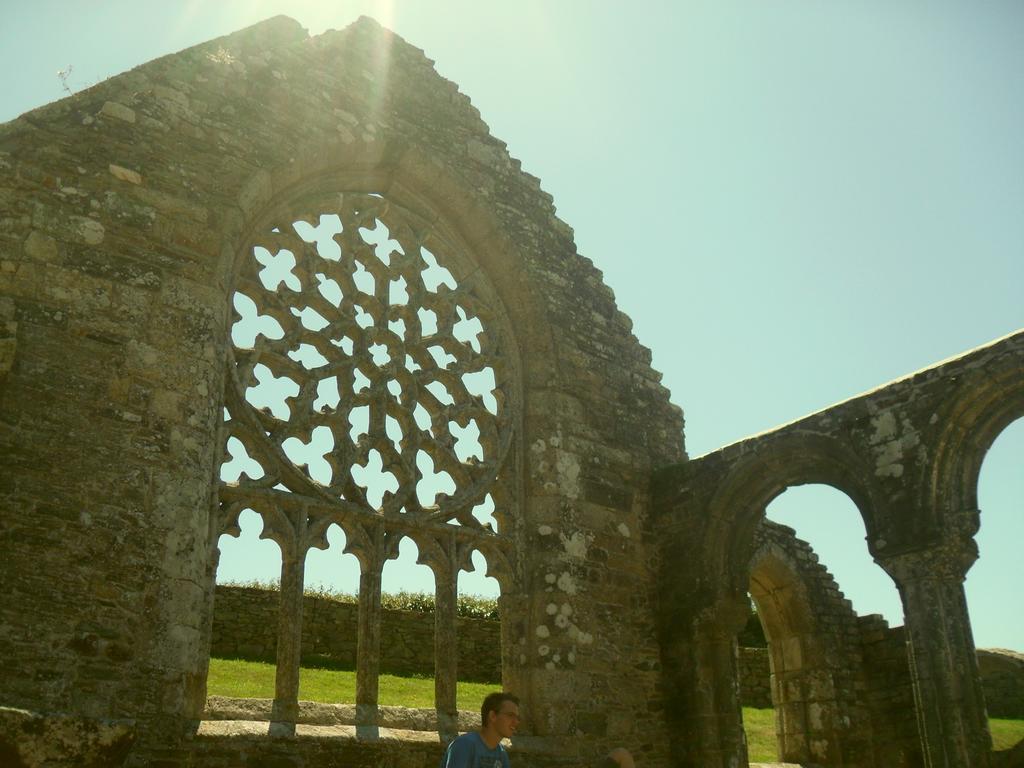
[{"xmin": 748, "ymin": 520, "xmax": 876, "ymax": 766}]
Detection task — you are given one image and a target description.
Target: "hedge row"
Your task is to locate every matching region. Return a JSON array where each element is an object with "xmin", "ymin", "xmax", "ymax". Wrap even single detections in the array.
[{"xmin": 222, "ymin": 581, "xmax": 500, "ymax": 620}]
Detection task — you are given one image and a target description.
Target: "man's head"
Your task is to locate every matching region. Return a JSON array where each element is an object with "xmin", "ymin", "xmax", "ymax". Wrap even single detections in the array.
[
  {"xmin": 594, "ymin": 748, "xmax": 636, "ymax": 768},
  {"xmin": 480, "ymin": 691, "xmax": 520, "ymax": 738}
]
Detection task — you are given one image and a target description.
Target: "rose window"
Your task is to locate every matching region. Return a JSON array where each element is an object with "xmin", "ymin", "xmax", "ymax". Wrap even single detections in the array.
[{"xmin": 221, "ymin": 192, "xmax": 514, "ymax": 534}]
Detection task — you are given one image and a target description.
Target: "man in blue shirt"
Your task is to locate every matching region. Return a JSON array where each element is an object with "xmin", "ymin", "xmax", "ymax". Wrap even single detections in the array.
[{"xmin": 441, "ymin": 691, "xmax": 520, "ymax": 768}]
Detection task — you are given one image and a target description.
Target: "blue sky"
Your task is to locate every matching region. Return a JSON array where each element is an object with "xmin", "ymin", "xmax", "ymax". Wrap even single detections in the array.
[{"xmin": 1, "ymin": 1, "xmax": 1020, "ymax": 650}]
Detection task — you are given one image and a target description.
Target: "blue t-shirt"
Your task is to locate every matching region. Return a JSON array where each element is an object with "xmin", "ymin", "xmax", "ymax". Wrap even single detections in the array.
[{"xmin": 441, "ymin": 731, "xmax": 510, "ymax": 768}]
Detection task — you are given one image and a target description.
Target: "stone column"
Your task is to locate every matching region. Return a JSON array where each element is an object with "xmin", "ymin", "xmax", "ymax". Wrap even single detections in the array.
[
  {"xmin": 187, "ymin": 534, "xmax": 222, "ymax": 718},
  {"xmin": 271, "ymin": 547, "xmax": 306, "ymax": 733},
  {"xmin": 695, "ymin": 628, "xmax": 749, "ymax": 768},
  {"xmin": 432, "ymin": 543, "xmax": 459, "ymax": 737},
  {"xmin": 355, "ymin": 530, "xmax": 386, "ymax": 728},
  {"xmin": 881, "ymin": 543, "xmax": 992, "ymax": 768},
  {"xmin": 665, "ymin": 595, "xmax": 750, "ymax": 768},
  {"xmin": 498, "ymin": 592, "xmax": 527, "ymax": 693}
]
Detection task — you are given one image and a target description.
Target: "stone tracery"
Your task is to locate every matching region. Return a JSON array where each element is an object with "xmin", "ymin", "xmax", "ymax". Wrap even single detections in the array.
[
  {"xmin": 223, "ymin": 192, "xmax": 513, "ymax": 528},
  {"xmin": 213, "ymin": 190, "xmax": 519, "ymax": 730}
]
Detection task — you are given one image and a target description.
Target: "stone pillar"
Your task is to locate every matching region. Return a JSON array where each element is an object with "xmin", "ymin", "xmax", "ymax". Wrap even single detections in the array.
[
  {"xmin": 498, "ymin": 592, "xmax": 527, "ymax": 694},
  {"xmin": 665, "ymin": 595, "xmax": 750, "ymax": 768},
  {"xmin": 881, "ymin": 543, "xmax": 992, "ymax": 768},
  {"xmin": 187, "ymin": 534, "xmax": 222, "ymax": 719},
  {"xmin": 355, "ymin": 550, "xmax": 385, "ymax": 728},
  {"xmin": 694, "ymin": 629, "xmax": 749, "ymax": 768},
  {"xmin": 432, "ymin": 544, "xmax": 459, "ymax": 737},
  {"xmin": 271, "ymin": 548, "xmax": 305, "ymax": 733}
]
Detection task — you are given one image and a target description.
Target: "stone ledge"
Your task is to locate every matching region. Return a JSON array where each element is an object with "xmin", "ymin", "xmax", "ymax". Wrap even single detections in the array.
[
  {"xmin": 184, "ymin": 721, "xmax": 448, "ymax": 768},
  {"xmin": 195, "ymin": 719, "xmax": 442, "ymax": 743},
  {"xmin": 204, "ymin": 695, "xmax": 479, "ymax": 731},
  {"xmin": 192, "ymin": 718, "xmax": 567, "ymax": 757}
]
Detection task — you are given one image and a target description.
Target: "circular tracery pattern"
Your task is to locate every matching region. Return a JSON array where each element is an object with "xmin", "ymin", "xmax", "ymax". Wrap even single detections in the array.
[{"xmin": 225, "ymin": 193, "xmax": 513, "ymax": 527}]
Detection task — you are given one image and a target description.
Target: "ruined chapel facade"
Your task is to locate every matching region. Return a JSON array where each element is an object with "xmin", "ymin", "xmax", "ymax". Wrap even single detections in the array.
[{"xmin": 0, "ymin": 16, "xmax": 1020, "ymax": 768}]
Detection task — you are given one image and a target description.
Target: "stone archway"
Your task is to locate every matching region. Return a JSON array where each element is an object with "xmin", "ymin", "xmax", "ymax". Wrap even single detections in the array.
[
  {"xmin": 706, "ymin": 434, "xmax": 885, "ymax": 594},
  {"xmin": 927, "ymin": 354, "xmax": 1024, "ymax": 531},
  {"xmin": 748, "ymin": 519, "xmax": 877, "ymax": 767},
  {"xmin": 211, "ymin": 184, "xmax": 524, "ymax": 733},
  {"xmin": 654, "ymin": 434, "xmax": 888, "ymax": 768},
  {"xmin": 656, "ymin": 331, "xmax": 1024, "ymax": 768}
]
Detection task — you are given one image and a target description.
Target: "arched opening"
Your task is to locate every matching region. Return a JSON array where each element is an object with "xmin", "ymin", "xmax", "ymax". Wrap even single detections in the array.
[
  {"xmin": 965, "ymin": 416, "xmax": 1024, "ymax": 749},
  {"xmin": 750, "ymin": 554, "xmax": 827, "ymax": 764},
  {"xmin": 205, "ymin": 423, "xmax": 287, "ymax": 707},
  {"xmin": 743, "ymin": 516, "xmax": 876, "ymax": 766},
  {"xmin": 299, "ymin": 523, "xmax": 361, "ymax": 678},
  {"xmin": 765, "ymin": 485, "xmax": 901, "ymax": 624},
  {"xmin": 456, "ymin": 549, "xmax": 503, "ymax": 710},
  {"xmin": 304, "ymin": 523, "xmax": 362, "ymax": 594},
  {"xmin": 966, "ymin": 417, "xmax": 1024, "ymax": 650},
  {"xmin": 208, "ymin": 509, "xmax": 284, "ymax": 703},
  {"xmin": 379, "ymin": 536, "xmax": 437, "ymax": 691},
  {"xmin": 737, "ymin": 484, "xmax": 906, "ymax": 765},
  {"xmin": 690, "ymin": 440, "xmax": 896, "ymax": 767}
]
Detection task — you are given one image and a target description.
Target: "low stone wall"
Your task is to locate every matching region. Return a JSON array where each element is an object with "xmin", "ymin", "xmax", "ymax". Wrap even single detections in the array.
[
  {"xmin": 977, "ymin": 649, "xmax": 1024, "ymax": 718},
  {"xmin": 738, "ymin": 632, "xmax": 1024, "ymax": 722},
  {"xmin": 855, "ymin": 616, "xmax": 921, "ymax": 766},
  {"xmin": 203, "ymin": 696, "xmax": 480, "ymax": 731},
  {"xmin": 185, "ymin": 726, "xmax": 581, "ymax": 768},
  {"xmin": 211, "ymin": 586, "xmax": 501, "ymax": 682},
  {"xmin": 737, "ymin": 647, "xmax": 771, "ymax": 709}
]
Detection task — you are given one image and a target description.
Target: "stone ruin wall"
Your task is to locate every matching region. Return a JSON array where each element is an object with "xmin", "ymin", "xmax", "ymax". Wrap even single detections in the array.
[
  {"xmin": 748, "ymin": 519, "xmax": 913, "ymax": 766},
  {"xmin": 978, "ymin": 649, "xmax": 1024, "ymax": 719},
  {"xmin": 0, "ymin": 15, "xmax": 684, "ymax": 768},
  {"xmin": 853, "ymin": 616, "xmax": 921, "ymax": 763},
  {"xmin": 653, "ymin": 329, "xmax": 1024, "ymax": 767},
  {"xmin": 734, "ymin": 517, "xmax": 918, "ymax": 761},
  {"xmin": 1, "ymin": 11, "xmax": 1022, "ymax": 768},
  {"xmin": 738, "ymin": 635, "xmax": 1022, "ymax": 724},
  {"xmin": 736, "ymin": 648, "xmax": 772, "ymax": 709}
]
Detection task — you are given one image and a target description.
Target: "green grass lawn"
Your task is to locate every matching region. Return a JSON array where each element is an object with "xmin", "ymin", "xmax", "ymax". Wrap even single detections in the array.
[
  {"xmin": 207, "ymin": 657, "xmax": 498, "ymax": 709},
  {"xmin": 741, "ymin": 707, "xmax": 778, "ymax": 763},
  {"xmin": 208, "ymin": 660, "xmax": 1024, "ymax": 758},
  {"xmin": 991, "ymin": 717, "xmax": 1024, "ymax": 752},
  {"xmin": 740, "ymin": 708, "xmax": 1024, "ymax": 763}
]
